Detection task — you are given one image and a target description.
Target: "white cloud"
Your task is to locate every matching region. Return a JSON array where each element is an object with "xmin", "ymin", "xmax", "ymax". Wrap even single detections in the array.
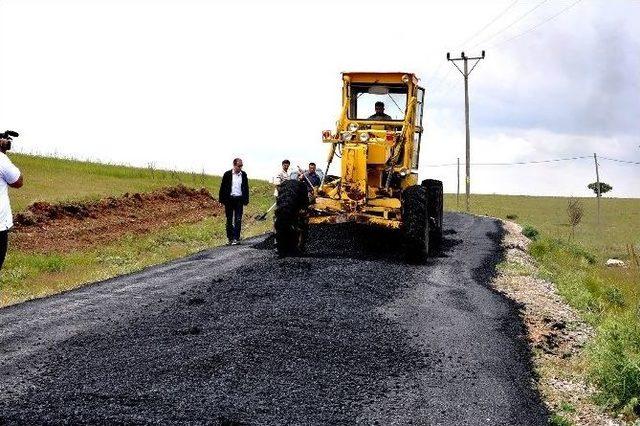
[{"xmin": 0, "ymin": 0, "xmax": 638, "ymax": 196}]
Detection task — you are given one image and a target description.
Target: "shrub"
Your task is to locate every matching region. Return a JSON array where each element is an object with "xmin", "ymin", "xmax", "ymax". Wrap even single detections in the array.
[
  {"xmin": 566, "ymin": 242, "xmax": 597, "ymax": 265},
  {"xmin": 549, "ymin": 414, "xmax": 572, "ymax": 426},
  {"xmin": 587, "ymin": 314, "xmax": 640, "ymax": 412},
  {"xmin": 567, "ymin": 197, "xmax": 584, "ymax": 239},
  {"xmin": 522, "ymin": 224, "xmax": 539, "ymax": 240},
  {"xmin": 603, "ymin": 287, "xmax": 625, "ymax": 308}
]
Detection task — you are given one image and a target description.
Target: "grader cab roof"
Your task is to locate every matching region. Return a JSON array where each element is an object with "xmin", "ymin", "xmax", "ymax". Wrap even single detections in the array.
[{"xmin": 342, "ymin": 72, "xmax": 419, "ymax": 85}]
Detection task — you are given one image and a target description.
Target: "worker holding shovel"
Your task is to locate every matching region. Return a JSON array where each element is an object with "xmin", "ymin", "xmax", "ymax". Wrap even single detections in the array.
[
  {"xmin": 273, "ymin": 159, "xmax": 291, "ymax": 197},
  {"xmin": 255, "ymin": 159, "xmax": 292, "ymax": 221},
  {"xmin": 298, "ymin": 162, "xmax": 321, "ymax": 195}
]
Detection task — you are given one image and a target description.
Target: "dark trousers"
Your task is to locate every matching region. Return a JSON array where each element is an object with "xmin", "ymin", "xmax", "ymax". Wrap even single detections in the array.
[
  {"xmin": 224, "ymin": 196, "xmax": 244, "ymax": 241},
  {"xmin": 0, "ymin": 230, "xmax": 8, "ymax": 270}
]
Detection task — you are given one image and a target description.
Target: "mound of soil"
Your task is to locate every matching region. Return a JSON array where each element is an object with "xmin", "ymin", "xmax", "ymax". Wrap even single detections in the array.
[{"xmin": 12, "ymin": 185, "xmax": 224, "ymax": 253}]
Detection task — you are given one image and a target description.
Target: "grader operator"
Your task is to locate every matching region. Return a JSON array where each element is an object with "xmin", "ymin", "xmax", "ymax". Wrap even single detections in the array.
[{"xmin": 275, "ymin": 72, "xmax": 443, "ymax": 261}]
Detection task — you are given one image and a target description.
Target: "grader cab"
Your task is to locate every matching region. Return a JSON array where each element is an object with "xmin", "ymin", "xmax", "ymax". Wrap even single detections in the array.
[{"xmin": 275, "ymin": 72, "xmax": 443, "ymax": 261}]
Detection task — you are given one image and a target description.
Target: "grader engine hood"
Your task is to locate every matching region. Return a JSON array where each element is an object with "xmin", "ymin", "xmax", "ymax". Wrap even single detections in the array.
[{"xmin": 341, "ymin": 144, "xmax": 367, "ymax": 201}]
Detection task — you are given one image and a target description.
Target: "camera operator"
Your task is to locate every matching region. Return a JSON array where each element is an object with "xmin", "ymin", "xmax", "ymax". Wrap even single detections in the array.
[{"xmin": 0, "ymin": 132, "xmax": 23, "ymax": 270}]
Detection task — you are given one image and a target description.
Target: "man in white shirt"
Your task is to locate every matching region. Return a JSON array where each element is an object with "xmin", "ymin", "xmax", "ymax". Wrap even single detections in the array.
[
  {"xmin": 218, "ymin": 158, "xmax": 249, "ymax": 245},
  {"xmin": 273, "ymin": 159, "xmax": 291, "ymax": 197},
  {"xmin": 0, "ymin": 136, "xmax": 23, "ymax": 270}
]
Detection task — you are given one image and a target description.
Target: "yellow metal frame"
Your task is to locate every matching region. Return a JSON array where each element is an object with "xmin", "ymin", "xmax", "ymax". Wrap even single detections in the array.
[
  {"xmin": 309, "ymin": 213, "xmax": 401, "ymax": 229},
  {"xmin": 312, "ymin": 72, "xmax": 424, "ymax": 229}
]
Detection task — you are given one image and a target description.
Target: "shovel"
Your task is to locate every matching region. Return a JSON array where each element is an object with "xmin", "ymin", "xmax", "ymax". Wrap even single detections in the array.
[{"xmin": 255, "ymin": 202, "xmax": 277, "ymax": 221}]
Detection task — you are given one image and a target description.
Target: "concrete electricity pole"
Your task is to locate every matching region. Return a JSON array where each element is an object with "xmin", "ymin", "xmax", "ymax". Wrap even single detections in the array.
[
  {"xmin": 457, "ymin": 157, "xmax": 460, "ymax": 209},
  {"xmin": 594, "ymin": 152, "xmax": 601, "ymax": 226},
  {"xmin": 447, "ymin": 51, "xmax": 485, "ymax": 212}
]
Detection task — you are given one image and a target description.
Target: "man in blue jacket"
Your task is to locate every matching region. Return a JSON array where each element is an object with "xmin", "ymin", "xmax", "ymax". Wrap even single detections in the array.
[{"xmin": 218, "ymin": 158, "xmax": 249, "ymax": 245}]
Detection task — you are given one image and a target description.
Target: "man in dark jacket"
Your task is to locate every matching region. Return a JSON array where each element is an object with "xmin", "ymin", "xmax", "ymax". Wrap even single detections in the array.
[{"xmin": 218, "ymin": 158, "xmax": 249, "ymax": 245}]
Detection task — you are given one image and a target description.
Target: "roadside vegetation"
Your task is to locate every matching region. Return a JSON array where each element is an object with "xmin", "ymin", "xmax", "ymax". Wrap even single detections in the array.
[
  {"xmin": 0, "ymin": 153, "xmax": 273, "ymax": 307},
  {"xmin": 446, "ymin": 193, "xmax": 640, "ymax": 419}
]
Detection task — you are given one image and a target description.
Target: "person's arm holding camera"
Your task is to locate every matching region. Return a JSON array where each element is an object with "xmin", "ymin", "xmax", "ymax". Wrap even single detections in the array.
[
  {"xmin": 0, "ymin": 138, "xmax": 22, "ymax": 187},
  {"xmin": 8, "ymin": 174, "xmax": 23, "ymax": 189}
]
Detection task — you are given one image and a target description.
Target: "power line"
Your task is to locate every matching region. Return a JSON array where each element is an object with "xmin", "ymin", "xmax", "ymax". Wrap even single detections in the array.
[
  {"xmin": 459, "ymin": 0, "xmax": 520, "ymax": 48},
  {"xmin": 471, "ymin": 0, "xmax": 550, "ymax": 49},
  {"xmin": 473, "ymin": 155, "xmax": 592, "ymax": 166},
  {"xmin": 428, "ymin": 1, "xmax": 518, "ymax": 90},
  {"xmin": 491, "ymin": 0, "xmax": 583, "ymax": 47},
  {"xmin": 430, "ymin": 0, "xmax": 584, "ymax": 102},
  {"xmin": 424, "ymin": 155, "xmax": 592, "ymax": 167},
  {"xmin": 600, "ymin": 156, "xmax": 640, "ymax": 165}
]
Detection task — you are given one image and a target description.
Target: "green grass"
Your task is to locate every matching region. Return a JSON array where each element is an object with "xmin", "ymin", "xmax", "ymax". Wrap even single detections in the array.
[
  {"xmin": 445, "ymin": 194, "xmax": 640, "ymax": 258},
  {"xmin": 445, "ymin": 194, "xmax": 640, "ymax": 416},
  {"xmin": 549, "ymin": 413, "xmax": 573, "ymax": 426},
  {"xmin": 0, "ymin": 153, "xmax": 274, "ymax": 307},
  {"xmin": 10, "ymin": 153, "xmax": 227, "ymax": 212}
]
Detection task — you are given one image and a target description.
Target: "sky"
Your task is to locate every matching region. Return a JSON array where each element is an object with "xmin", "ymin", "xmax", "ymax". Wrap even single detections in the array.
[{"xmin": 0, "ymin": 0, "xmax": 638, "ymax": 197}]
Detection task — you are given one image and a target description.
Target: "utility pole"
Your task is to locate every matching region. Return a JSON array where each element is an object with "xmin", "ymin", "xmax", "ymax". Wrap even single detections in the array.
[
  {"xmin": 447, "ymin": 50, "xmax": 485, "ymax": 212},
  {"xmin": 456, "ymin": 157, "xmax": 460, "ymax": 209},
  {"xmin": 594, "ymin": 152, "xmax": 601, "ymax": 226}
]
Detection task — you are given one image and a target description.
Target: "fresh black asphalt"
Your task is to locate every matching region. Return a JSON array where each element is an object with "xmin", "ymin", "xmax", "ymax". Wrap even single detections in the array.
[{"xmin": 0, "ymin": 212, "xmax": 548, "ymax": 425}]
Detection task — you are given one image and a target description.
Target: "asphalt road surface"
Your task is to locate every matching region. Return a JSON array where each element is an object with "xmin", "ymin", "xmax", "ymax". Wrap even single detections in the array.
[{"xmin": 0, "ymin": 212, "xmax": 548, "ymax": 425}]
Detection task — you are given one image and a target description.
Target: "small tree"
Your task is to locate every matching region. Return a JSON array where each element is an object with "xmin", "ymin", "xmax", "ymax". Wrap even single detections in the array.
[
  {"xmin": 588, "ymin": 182, "xmax": 612, "ymax": 196},
  {"xmin": 567, "ymin": 197, "xmax": 584, "ymax": 239}
]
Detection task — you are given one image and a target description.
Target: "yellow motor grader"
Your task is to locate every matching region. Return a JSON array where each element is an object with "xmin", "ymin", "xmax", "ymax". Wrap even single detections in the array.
[{"xmin": 275, "ymin": 72, "xmax": 443, "ymax": 260}]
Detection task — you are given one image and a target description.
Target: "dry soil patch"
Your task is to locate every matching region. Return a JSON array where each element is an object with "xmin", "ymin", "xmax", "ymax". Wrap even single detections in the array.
[{"xmin": 12, "ymin": 185, "xmax": 223, "ymax": 253}]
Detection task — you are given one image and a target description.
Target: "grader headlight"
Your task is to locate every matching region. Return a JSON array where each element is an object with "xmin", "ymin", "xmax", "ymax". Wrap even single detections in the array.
[
  {"xmin": 348, "ymin": 123, "xmax": 359, "ymax": 132},
  {"xmin": 341, "ymin": 131, "xmax": 353, "ymax": 142},
  {"xmin": 359, "ymin": 132, "xmax": 369, "ymax": 142}
]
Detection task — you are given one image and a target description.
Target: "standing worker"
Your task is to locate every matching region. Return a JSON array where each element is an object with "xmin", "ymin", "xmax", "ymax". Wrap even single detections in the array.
[
  {"xmin": 273, "ymin": 159, "xmax": 291, "ymax": 197},
  {"xmin": 218, "ymin": 158, "xmax": 249, "ymax": 245},
  {"xmin": 298, "ymin": 162, "xmax": 321, "ymax": 194},
  {"xmin": 0, "ymin": 133, "xmax": 23, "ymax": 270}
]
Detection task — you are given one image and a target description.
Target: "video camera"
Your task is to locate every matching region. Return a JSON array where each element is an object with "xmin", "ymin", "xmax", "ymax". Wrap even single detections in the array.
[{"xmin": 0, "ymin": 130, "xmax": 19, "ymax": 151}]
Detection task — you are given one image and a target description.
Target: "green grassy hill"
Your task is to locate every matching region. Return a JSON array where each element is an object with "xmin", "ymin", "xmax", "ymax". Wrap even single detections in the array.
[
  {"xmin": 444, "ymin": 194, "xmax": 640, "ymax": 258},
  {"xmin": 12, "ymin": 153, "xmax": 252, "ymax": 212},
  {"xmin": 1, "ymin": 153, "xmax": 274, "ymax": 307}
]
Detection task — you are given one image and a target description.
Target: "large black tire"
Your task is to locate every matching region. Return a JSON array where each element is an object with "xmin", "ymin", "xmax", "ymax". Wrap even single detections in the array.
[
  {"xmin": 422, "ymin": 179, "xmax": 443, "ymax": 251},
  {"xmin": 274, "ymin": 180, "xmax": 309, "ymax": 257},
  {"xmin": 402, "ymin": 185, "xmax": 429, "ymax": 262}
]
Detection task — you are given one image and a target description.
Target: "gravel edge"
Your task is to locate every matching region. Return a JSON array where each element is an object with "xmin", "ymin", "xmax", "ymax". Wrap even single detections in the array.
[{"xmin": 491, "ymin": 219, "xmax": 623, "ymax": 426}]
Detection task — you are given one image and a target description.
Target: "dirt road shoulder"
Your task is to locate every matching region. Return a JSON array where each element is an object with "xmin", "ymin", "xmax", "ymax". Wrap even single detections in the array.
[{"xmin": 492, "ymin": 219, "xmax": 621, "ymax": 426}]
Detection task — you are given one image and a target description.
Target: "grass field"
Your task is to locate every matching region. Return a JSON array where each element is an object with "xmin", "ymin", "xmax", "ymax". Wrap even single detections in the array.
[
  {"xmin": 446, "ymin": 194, "xmax": 640, "ymax": 417},
  {"xmin": 444, "ymin": 194, "xmax": 640, "ymax": 259},
  {"xmin": 0, "ymin": 153, "xmax": 274, "ymax": 307}
]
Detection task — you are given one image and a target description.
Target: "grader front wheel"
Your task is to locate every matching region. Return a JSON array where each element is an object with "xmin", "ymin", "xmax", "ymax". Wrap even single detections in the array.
[
  {"xmin": 402, "ymin": 185, "xmax": 430, "ymax": 262},
  {"xmin": 274, "ymin": 180, "xmax": 309, "ymax": 257},
  {"xmin": 422, "ymin": 179, "xmax": 444, "ymax": 251}
]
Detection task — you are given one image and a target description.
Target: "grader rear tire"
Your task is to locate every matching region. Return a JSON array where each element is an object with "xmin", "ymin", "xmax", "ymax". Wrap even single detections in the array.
[
  {"xmin": 422, "ymin": 179, "xmax": 443, "ymax": 251},
  {"xmin": 274, "ymin": 180, "xmax": 309, "ymax": 257},
  {"xmin": 402, "ymin": 185, "xmax": 429, "ymax": 262}
]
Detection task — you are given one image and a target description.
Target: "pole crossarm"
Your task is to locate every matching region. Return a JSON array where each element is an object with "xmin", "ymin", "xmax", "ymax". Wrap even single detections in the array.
[
  {"xmin": 468, "ymin": 59, "xmax": 483, "ymax": 75},
  {"xmin": 450, "ymin": 60, "xmax": 465, "ymax": 76}
]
